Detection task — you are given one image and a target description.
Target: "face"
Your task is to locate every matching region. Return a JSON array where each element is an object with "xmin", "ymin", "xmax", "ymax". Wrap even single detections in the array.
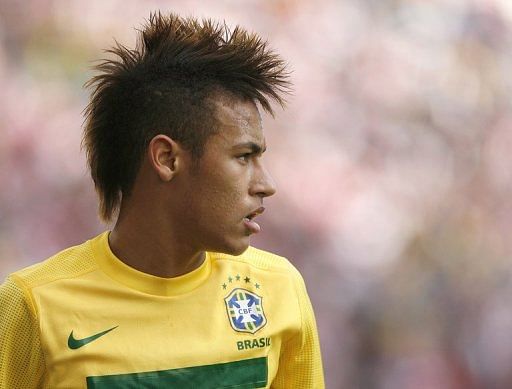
[{"xmin": 177, "ymin": 95, "xmax": 276, "ymax": 255}]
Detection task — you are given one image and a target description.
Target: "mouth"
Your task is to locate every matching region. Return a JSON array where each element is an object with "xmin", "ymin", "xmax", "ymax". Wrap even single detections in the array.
[
  {"xmin": 244, "ymin": 206, "xmax": 265, "ymax": 222},
  {"xmin": 243, "ymin": 207, "xmax": 265, "ymax": 234}
]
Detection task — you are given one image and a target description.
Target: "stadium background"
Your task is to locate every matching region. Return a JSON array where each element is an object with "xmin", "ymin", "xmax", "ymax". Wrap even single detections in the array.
[{"xmin": 1, "ymin": 0, "xmax": 512, "ymax": 387}]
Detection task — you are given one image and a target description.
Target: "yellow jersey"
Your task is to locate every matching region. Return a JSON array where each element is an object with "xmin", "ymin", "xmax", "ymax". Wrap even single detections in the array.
[{"xmin": 0, "ymin": 232, "xmax": 324, "ymax": 388}]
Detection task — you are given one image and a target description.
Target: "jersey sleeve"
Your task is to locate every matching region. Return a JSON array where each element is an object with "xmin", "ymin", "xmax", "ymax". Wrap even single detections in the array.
[
  {"xmin": 0, "ymin": 276, "xmax": 46, "ymax": 388},
  {"xmin": 272, "ymin": 269, "xmax": 325, "ymax": 388}
]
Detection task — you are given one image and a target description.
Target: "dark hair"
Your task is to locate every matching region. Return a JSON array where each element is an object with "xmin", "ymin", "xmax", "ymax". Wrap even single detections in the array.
[{"xmin": 82, "ymin": 12, "xmax": 290, "ymax": 222}]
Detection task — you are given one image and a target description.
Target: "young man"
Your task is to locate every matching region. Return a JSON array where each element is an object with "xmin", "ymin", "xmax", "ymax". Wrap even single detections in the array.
[{"xmin": 0, "ymin": 13, "xmax": 324, "ymax": 388}]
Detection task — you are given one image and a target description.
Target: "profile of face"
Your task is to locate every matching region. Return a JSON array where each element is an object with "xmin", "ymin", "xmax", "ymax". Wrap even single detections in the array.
[{"xmin": 176, "ymin": 94, "xmax": 277, "ymax": 255}]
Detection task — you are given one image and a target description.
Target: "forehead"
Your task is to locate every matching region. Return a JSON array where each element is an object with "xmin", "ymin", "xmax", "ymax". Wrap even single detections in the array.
[{"xmin": 210, "ymin": 94, "xmax": 264, "ymax": 147}]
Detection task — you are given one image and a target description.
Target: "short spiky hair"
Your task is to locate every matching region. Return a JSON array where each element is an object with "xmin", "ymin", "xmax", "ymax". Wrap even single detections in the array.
[{"xmin": 83, "ymin": 12, "xmax": 290, "ymax": 222}]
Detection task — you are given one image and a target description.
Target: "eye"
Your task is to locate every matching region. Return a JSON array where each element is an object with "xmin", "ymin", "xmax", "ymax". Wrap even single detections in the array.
[{"xmin": 237, "ymin": 153, "xmax": 252, "ymax": 163}]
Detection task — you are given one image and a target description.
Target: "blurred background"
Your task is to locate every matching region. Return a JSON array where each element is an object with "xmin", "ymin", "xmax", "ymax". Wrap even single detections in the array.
[{"xmin": 1, "ymin": 0, "xmax": 512, "ymax": 387}]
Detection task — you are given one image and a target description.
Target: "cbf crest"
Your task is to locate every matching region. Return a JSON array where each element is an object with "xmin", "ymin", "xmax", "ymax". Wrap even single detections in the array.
[{"xmin": 224, "ymin": 288, "xmax": 266, "ymax": 334}]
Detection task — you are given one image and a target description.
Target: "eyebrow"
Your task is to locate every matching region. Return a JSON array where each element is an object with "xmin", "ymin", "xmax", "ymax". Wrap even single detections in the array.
[{"xmin": 234, "ymin": 141, "xmax": 266, "ymax": 154}]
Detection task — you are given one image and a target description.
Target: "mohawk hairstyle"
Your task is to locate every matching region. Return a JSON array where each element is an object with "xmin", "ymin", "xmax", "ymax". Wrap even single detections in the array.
[{"xmin": 82, "ymin": 12, "xmax": 290, "ymax": 222}]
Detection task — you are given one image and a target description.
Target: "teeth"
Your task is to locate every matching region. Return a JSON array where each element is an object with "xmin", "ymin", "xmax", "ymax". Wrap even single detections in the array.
[{"xmin": 245, "ymin": 207, "xmax": 264, "ymax": 221}]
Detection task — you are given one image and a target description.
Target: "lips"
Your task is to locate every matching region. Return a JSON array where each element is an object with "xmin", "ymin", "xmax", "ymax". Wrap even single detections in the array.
[
  {"xmin": 245, "ymin": 206, "xmax": 265, "ymax": 220},
  {"xmin": 243, "ymin": 206, "xmax": 265, "ymax": 234}
]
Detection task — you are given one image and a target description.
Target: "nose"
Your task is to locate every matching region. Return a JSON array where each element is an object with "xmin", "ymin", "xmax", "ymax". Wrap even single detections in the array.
[{"xmin": 250, "ymin": 161, "xmax": 277, "ymax": 198}]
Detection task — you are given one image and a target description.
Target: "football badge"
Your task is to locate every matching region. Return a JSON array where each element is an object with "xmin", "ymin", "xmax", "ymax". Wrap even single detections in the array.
[{"xmin": 224, "ymin": 288, "xmax": 267, "ymax": 334}]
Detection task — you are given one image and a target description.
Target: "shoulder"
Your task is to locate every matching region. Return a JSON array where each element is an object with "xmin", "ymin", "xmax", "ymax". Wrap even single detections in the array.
[{"xmin": 9, "ymin": 234, "xmax": 103, "ymax": 291}]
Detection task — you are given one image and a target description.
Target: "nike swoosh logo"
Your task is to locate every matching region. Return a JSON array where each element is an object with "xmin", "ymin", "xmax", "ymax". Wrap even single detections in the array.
[{"xmin": 68, "ymin": 326, "xmax": 118, "ymax": 350}]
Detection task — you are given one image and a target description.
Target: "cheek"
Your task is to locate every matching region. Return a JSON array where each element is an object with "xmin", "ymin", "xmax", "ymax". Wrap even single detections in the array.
[
  {"xmin": 199, "ymin": 175, "xmax": 245, "ymax": 220},
  {"xmin": 186, "ymin": 158, "xmax": 250, "ymax": 223},
  {"xmin": 204, "ymin": 185, "xmax": 243, "ymax": 217}
]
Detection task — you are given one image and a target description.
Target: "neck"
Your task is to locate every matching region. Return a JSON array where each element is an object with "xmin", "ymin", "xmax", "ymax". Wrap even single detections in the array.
[{"xmin": 109, "ymin": 208, "xmax": 205, "ymax": 278}]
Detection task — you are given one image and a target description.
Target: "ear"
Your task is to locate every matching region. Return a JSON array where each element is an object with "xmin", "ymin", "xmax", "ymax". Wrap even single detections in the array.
[{"xmin": 148, "ymin": 135, "xmax": 183, "ymax": 182}]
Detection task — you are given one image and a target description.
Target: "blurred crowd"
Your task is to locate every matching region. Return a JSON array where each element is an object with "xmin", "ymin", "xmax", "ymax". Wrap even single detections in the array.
[{"xmin": 1, "ymin": 0, "xmax": 512, "ymax": 387}]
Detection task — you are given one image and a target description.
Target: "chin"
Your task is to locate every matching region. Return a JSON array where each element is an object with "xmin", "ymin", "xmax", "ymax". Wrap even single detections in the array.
[
  {"xmin": 229, "ymin": 245, "xmax": 249, "ymax": 256},
  {"xmin": 214, "ymin": 237, "xmax": 250, "ymax": 256}
]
